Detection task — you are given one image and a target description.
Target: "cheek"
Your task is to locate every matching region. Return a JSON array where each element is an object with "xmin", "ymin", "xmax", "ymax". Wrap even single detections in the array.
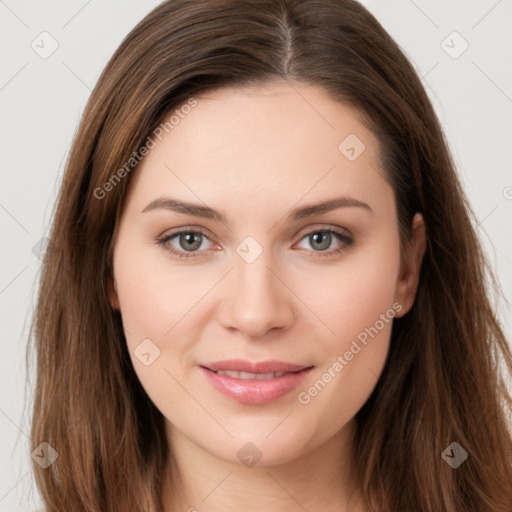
[
  {"xmin": 114, "ymin": 239, "xmax": 209, "ymax": 342},
  {"xmin": 112, "ymin": 241, "xmax": 209, "ymax": 417},
  {"xmin": 294, "ymin": 234, "xmax": 400, "ymax": 419},
  {"xmin": 113, "ymin": 237, "xmax": 226, "ymax": 407},
  {"xmin": 306, "ymin": 231, "xmax": 401, "ymax": 352}
]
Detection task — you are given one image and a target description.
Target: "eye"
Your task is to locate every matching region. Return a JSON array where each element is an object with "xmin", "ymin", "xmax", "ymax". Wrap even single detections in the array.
[
  {"xmin": 294, "ymin": 228, "xmax": 353, "ymax": 258},
  {"xmin": 156, "ymin": 229, "xmax": 216, "ymax": 260}
]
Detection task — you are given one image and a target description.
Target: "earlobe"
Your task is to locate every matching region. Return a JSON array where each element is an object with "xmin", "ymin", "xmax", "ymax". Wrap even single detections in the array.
[
  {"xmin": 108, "ymin": 278, "xmax": 120, "ymax": 310},
  {"xmin": 394, "ymin": 213, "xmax": 427, "ymax": 318}
]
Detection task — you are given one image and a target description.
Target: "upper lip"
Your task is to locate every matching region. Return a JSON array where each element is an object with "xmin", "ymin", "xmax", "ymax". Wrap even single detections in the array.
[{"xmin": 200, "ymin": 359, "xmax": 312, "ymax": 373}]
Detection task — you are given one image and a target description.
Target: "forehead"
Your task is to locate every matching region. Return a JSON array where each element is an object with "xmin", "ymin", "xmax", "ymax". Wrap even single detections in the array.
[{"xmin": 122, "ymin": 81, "xmax": 392, "ymax": 220}]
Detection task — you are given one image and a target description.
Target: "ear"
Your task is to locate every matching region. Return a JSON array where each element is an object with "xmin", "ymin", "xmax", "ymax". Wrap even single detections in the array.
[
  {"xmin": 108, "ymin": 277, "xmax": 120, "ymax": 310},
  {"xmin": 393, "ymin": 213, "xmax": 426, "ymax": 318}
]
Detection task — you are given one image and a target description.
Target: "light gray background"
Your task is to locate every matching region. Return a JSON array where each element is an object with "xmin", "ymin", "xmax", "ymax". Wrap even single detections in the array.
[{"xmin": 1, "ymin": 1, "xmax": 511, "ymax": 510}]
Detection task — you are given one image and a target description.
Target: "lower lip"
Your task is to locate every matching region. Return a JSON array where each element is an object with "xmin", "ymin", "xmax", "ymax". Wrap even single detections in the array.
[{"xmin": 200, "ymin": 366, "xmax": 314, "ymax": 404}]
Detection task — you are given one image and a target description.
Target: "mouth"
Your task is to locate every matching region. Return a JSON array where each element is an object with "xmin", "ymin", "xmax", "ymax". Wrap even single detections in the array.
[
  {"xmin": 204, "ymin": 369, "xmax": 302, "ymax": 380},
  {"xmin": 199, "ymin": 360, "xmax": 314, "ymax": 404},
  {"xmin": 200, "ymin": 358, "xmax": 312, "ymax": 374}
]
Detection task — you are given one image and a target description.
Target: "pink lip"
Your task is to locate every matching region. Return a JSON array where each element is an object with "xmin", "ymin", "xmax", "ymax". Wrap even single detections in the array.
[{"xmin": 199, "ymin": 360, "xmax": 314, "ymax": 405}]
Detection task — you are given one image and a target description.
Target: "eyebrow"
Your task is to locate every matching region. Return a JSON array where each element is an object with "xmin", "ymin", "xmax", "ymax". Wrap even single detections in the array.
[{"xmin": 141, "ymin": 195, "xmax": 373, "ymax": 222}]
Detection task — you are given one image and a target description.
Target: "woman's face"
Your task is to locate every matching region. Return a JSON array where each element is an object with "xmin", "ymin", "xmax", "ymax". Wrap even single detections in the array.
[{"xmin": 110, "ymin": 81, "xmax": 423, "ymax": 466}]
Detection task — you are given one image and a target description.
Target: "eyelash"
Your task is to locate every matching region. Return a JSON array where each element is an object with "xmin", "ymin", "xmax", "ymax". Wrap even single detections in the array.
[{"xmin": 156, "ymin": 226, "xmax": 354, "ymax": 260}]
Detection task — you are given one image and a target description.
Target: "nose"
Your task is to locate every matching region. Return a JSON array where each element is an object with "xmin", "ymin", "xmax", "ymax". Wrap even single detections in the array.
[{"xmin": 218, "ymin": 249, "xmax": 296, "ymax": 339}]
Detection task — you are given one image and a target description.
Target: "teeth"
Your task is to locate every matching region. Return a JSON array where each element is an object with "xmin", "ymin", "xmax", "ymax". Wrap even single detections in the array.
[{"xmin": 215, "ymin": 370, "xmax": 286, "ymax": 380}]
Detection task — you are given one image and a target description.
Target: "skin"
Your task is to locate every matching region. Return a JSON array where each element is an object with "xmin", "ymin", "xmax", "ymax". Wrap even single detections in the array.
[{"xmin": 109, "ymin": 80, "xmax": 426, "ymax": 512}]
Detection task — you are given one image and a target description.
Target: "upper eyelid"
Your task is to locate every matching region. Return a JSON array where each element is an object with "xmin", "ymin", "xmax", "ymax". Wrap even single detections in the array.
[{"xmin": 299, "ymin": 225, "xmax": 351, "ymax": 237}]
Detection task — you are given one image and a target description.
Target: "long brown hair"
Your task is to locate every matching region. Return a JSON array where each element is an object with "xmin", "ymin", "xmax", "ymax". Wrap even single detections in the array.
[{"xmin": 27, "ymin": 0, "xmax": 512, "ymax": 510}]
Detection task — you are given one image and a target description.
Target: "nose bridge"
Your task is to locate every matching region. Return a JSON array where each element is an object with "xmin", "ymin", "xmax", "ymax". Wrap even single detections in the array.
[{"xmin": 219, "ymin": 238, "xmax": 295, "ymax": 338}]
